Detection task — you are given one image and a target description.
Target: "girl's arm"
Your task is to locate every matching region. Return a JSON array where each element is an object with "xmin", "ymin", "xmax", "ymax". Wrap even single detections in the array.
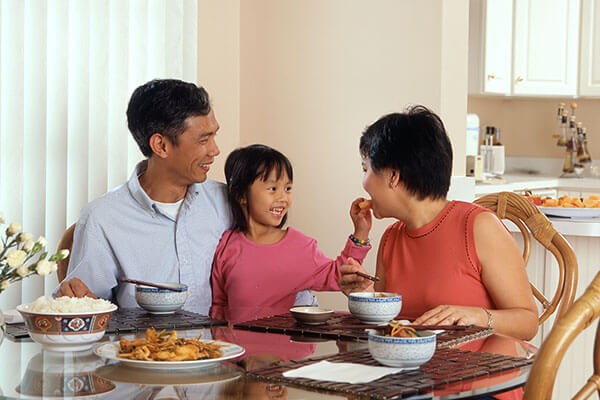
[{"xmin": 414, "ymin": 212, "xmax": 538, "ymax": 341}]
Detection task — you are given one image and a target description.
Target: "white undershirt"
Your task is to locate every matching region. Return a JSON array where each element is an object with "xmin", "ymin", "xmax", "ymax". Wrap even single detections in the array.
[{"xmin": 154, "ymin": 198, "xmax": 184, "ymax": 220}]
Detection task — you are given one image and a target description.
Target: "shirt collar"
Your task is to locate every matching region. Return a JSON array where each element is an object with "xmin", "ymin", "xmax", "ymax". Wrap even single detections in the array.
[{"xmin": 127, "ymin": 160, "xmax": 201, "ymax": 215}]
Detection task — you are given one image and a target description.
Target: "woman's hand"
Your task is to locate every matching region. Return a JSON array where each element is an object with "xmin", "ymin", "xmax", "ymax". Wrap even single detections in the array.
[
  {"xmin": 413, "ymin": 305, "xmax": 489, "ymax": 327},
  {"xmin": 350, "ymin": 198, "xmax": 372, "ymax": 241},
  {"xmin": 338, "ymin": 258, "xmax": 374, "ymax": 296}
]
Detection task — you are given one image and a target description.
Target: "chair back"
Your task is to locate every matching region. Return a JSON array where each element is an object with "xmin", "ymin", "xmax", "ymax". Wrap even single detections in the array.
[
  {"xmin": 474, "ymin": 192, "xmax": 578, "ymax": 324},
  {"xmin": 56, "ymin": 223, "xmax": 76, "ymax": 282},
  {"xmin": 523, "ymin": 271, "xmax": 600, "ymax": 399}
]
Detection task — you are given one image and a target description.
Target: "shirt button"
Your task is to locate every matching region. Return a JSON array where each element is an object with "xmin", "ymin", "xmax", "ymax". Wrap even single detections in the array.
[{"xmin": 183, "ymin": 258, "xmax": 188, "ymax": 263}]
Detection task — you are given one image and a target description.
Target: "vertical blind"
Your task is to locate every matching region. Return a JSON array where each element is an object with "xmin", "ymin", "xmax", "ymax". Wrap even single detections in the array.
[{"xmin": 0, "ymin": 0, "xmax": 198, "ymax": 309}]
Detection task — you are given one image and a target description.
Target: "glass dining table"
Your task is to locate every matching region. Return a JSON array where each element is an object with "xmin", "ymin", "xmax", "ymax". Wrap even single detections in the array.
[{"xmin": 0, "ymin": 319, "xmax": 536, "ymax": 400}]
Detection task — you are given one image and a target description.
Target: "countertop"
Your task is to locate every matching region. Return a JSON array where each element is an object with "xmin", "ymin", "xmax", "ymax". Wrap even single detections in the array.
[{"xmin": 472, "ymin": 173, "xmax": 600, "ymax": 237}]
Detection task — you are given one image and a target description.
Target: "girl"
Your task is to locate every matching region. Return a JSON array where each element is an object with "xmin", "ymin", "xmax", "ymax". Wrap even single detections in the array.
[{"xmin": 210, "ymin": 144, "xmax": 372, "ymax": 324}]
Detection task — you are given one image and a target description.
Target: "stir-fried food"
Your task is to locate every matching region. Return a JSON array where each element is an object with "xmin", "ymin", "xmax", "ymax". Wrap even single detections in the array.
[
  {"xmin": 118, "ymin": 328, "xmax": 223, "ymax": 361},
  {"xmin": 383, "ymin": 321, "xmax": 421, "ymax": 338}
]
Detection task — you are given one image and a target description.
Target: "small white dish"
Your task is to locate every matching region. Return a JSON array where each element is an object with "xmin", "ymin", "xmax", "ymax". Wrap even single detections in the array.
[
  {"xmin": 135, "ymin": 283, "xmax": 188, "ymax": 314},
  {"xmin": 538, "ymin": 206, "xmax": 600, "ymax": 219},
  {"xmin": 94, "ymin": 339, "xmax": 245, "ymax": 370},
  {"xmin": 348, "ymin": 292, "xmax": 402, "ymax": 324},
  {"xmin": 290, "ymin": 306, "xmax": 334, "ymax": 325}
]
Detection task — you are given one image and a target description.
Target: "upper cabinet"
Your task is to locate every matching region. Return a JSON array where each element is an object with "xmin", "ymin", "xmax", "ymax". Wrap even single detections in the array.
[
  {"xmin": 470, "ymin": 0, "xmax": 599, "ymax": 98},
  {"xmin": 512, "ymin": 0, "xmax": 580, "ymax": 96},
  {"xmin": 469, "ymin": 0, "xmax": 513, "ymax": 94},
  {"xmin": 580, "ymin": 0, "xmax": 600, "ymax": 96}
]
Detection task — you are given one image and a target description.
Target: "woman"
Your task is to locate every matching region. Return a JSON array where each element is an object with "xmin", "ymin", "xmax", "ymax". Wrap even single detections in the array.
[{"xmin": 339, "ymin": 106, "xmax": 538, "ymax": 341}]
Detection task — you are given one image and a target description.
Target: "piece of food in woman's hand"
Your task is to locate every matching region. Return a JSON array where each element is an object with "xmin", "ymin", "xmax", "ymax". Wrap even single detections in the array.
[{"xmin": 358, "ymin": 199, "xmax": 372, "ymax": 209}]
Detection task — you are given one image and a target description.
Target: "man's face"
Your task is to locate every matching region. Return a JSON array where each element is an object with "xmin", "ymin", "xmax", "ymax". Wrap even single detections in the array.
[{"xmin": 164, "ymin": 110, "xmax": 220, "ymax": 185}]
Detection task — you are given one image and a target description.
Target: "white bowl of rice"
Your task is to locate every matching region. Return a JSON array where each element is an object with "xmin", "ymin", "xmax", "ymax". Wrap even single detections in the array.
[{"xmin": 17, "ymin": 296, "xmax": 117, "ymax": 352}]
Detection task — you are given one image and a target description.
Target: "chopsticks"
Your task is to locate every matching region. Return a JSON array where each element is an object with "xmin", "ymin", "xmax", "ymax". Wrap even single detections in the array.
[
  {"xmin": 355, "ymin": 271, "xmax": 380, "ymax": 282},
  {"xmin": 120, "ymin": 278, "xmax": 180, "ymax": 292}
]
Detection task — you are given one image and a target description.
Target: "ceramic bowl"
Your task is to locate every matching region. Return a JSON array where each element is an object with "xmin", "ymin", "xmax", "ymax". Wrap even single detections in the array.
[
  {"xmin": 368, "ymin": 329, "xmax": 436, "ymax": 368},
  {"xmin": 348, "ymin": 292, "xmax": 402, "ymax": 324},
  {"xmin": 16, "ymin": 303, "xmax": 118, "ymax": 352},
  {"xmin": 290, "ymin": 306, "xmax": 334, "ymax": 325},
  {"xmin": 135, "ymin": 283, "xmax": 188, "ymax": 314}
]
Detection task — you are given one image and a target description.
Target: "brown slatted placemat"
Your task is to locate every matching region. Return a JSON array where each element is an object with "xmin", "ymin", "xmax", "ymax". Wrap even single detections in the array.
[
  {"xmin": 5, "ymin": 308, "xmax": 226, "ymax": 340},
  {"xmin": 233, "ymin": 312, "xmax": 494, "ymax": 348},
  {"xmin": 247, "ymin": 347, "xmax": 533, "ymax": 399}
]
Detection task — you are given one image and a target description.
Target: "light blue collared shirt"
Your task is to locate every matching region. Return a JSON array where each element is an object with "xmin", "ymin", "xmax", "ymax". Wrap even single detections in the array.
[
  {"xmin": 56, "ymin": 162, "xmax": 232, "ymax": 315},
  {"xmin": 56, "ymin": 162, "xmax": 316, "ymax": 315}
]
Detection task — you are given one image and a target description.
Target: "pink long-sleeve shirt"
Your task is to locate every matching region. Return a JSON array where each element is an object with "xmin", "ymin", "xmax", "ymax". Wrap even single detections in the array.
[{"xmin": 210, "ymin": 227, "xmax": 371, "ymax": 324}]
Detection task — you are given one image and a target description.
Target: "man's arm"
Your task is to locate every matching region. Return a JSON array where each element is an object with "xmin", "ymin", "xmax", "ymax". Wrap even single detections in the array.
[{"xmin": 53, "ymin": 215, "xmax": 120, "ymax": 300}]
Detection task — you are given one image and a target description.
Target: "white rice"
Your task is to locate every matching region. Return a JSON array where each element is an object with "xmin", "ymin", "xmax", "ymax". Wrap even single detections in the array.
[{"xmin": 28, "ymin": 295, "xmax": 114, "ymax": 313}]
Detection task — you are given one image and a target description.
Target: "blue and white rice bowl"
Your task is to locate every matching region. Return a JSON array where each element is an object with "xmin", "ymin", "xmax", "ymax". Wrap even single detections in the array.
[
  {"xmin": 348, "ymin": 292, "xmax": 402, "ymax": 324},
  {"xmin": 135, "ymin": 283, "xmax": 188, "ymax": 314},
  {"xmin": 367, "ymin": 329, "xmax": 436, "ymax": 368}
]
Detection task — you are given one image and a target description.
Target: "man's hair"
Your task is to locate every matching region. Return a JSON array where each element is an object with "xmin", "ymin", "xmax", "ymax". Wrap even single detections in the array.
[
  {"xmin": 224, "ymin": 144, "xmax": 294, "ymax": 232},
  {"xmin": 359, "ymin": 105, "xmax": 453, "ymax": 200},
  {"xmin": 126, "ymin": 79, "xmax": 211, "ymax": 157}
]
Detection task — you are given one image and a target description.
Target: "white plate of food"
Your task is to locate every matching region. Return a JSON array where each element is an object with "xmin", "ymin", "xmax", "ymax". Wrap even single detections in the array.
[
  {"xmin": 537, "ymin": 206, "xmax": 600, "ymax": 219},
  {"xmin": 94, "ymin": 336, "xmax": 245, "ymax": 370}
]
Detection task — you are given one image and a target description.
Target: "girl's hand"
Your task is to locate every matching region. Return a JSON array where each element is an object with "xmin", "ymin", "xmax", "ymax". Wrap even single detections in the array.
[
  {"xmin": 338, "ymin": 258, "xmax": 375, "ymax": 296},
  {"xmin": 350, "ymin": 197, "xmax": 372, "ymax": 241},
  {"xmin": 412, "ymin": 305, "xmax": 489, "ymax": 327}
]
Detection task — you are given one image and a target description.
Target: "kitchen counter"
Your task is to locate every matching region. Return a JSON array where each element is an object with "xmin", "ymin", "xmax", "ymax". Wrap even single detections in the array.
[{"xmin": 449, "ymin": 173, "xmax": 600, "ymax": 237}]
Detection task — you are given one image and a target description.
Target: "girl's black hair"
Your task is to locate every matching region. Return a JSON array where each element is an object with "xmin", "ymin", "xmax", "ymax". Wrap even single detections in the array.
[{"xmin": 224, "ymin": 144, "xmax": 294, "ymax": 232}]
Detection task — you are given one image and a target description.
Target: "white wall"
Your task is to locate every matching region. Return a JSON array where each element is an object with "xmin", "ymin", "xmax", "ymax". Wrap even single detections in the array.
[{"xmin": 237, "ymin": 0, "xmax": 469, "ymax": 310}]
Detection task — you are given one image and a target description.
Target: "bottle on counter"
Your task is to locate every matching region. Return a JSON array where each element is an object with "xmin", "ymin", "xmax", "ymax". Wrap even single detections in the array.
[
  {"xmin": 562, "ymin": 115, "xmax": 578, "ymax": 174},
  {"xmin": 554, "ymin": 103, "xmax": 567, "ymax": 146},
  {"xmin": 578, "ymin": 126, "xmax": 592, "ymax": 165}
]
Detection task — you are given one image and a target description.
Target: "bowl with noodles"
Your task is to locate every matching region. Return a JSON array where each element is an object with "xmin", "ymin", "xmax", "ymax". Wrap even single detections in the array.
[
  {"xmin": 367, "ymin": 325, "xmax": 436, "ymax": 368},
  {"xmin": 17, "ymin": 296, "xmax": 117, "ymax": 352}
]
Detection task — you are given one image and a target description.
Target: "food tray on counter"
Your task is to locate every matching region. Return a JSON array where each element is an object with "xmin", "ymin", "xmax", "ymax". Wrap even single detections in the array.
[
  {"xmin": 247, "ymin": 347, "xmax": 533, "ymax": 399},
  {"xmin": 4, "ymin": 308, "xmax": 227, "ymax": 340},
  {"xmin": 233, "ymin": 312, "xmax": 494, "ymax": 347}
]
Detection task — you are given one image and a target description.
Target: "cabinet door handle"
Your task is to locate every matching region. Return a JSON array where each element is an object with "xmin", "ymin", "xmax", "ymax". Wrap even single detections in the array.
[
  {"xmin": 516, "ymin": 76, "xmax": 524, "ymax": 82},
  {"xmin": 487, "ymin": 74, "xmax": 496, "ymax": 80}
]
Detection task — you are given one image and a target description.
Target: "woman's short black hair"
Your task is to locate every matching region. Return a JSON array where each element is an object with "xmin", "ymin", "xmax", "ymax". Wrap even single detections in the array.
[
  {"xmin": 126, "ymin": 79, "xmax": 211, "ymax": 157},
  {"xmin": 225, "ymin": 144, "xmax": 294, "ymax": 232},
  {"xmin": 359, "ymin": 105, "xmax": 453, "ymax": 200}
]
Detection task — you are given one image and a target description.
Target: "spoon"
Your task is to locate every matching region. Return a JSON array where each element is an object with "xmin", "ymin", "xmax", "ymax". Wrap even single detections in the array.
[{"xmin": 120, "ymin": 278, "xmax": 182, "ymax": 292}]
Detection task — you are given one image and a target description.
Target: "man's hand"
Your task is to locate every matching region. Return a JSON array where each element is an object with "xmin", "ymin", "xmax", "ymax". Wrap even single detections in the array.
[
  {"xmin": 56, "ymin": 278, "xmax": 98, "ymax": 298},
  {"xmin": 338, "ymin": 258, "xmax": 374, "ymax": 296}
]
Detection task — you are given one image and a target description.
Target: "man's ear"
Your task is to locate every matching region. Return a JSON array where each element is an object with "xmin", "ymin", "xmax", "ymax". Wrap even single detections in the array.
[{"xmin": 148, "ymin": 133, "xmax": 169, "ymax": 159}]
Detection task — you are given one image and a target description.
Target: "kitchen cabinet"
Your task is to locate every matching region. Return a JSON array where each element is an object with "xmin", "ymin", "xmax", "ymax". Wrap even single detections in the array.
[
  {"xmin": 469, "ymin": 0, "xmax": 581, "ymax": 97},
  {"xmin": 468, "ymin": 0, "xmax": 513, "ymax": 94},
  {"xmin": 580, "ymin": 0, "xmax": 600, "ymax": 96},
  {"xmin": 512, "ymin": 0, "xmax": 580, "ymax": 96}
]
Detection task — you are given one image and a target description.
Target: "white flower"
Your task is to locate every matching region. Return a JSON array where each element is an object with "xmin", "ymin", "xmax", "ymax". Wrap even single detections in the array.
[
  {"xmin": 8, "ymin": 222, "xmax": 22, "ymax": 235},
  {"xmin": 19, "ymin": 232, "xmax": 33, "ymax": 242},
  {"xmin": 0, "ymin": 212, "xmax": 5, "ymax": 225},
  {"xmin": 6, "ymin": 250, "xmax": 27, "ymax": 267},
  {"xmin": 0, "ymin": 280, "xmax": 10, "ymax": 290},
  {"xmin": 16, "ymin": 265, "xmax": 29, "ymax": 277},
  {"xmin": 23, "ymin": 239, "xmax": 35, "ymax": 251},
  {"xmin": 50, "ymin": 262, "xmax": 58, "ymax": 272},
  {"xmin": 36, "ymin": 236, "xmax": 48, "ymax": 247},
  {"xmin": 36, "ymin": 259, "xmax": 53, "ymax": 276},
  {"xmin": 58, "ymin": 249, "xmax": 70, "ymax": 259}
]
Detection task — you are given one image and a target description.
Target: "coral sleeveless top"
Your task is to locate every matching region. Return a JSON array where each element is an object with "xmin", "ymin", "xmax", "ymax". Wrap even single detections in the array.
[{"xmin": 381, "ymin": 201, "xmax": 495, "ymax": 320}]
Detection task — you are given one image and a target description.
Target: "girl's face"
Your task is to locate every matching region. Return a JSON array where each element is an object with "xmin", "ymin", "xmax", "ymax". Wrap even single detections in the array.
[
  {"xmin": 362, "ymin": 157, "xmax": 396, "ymax": 219},
  {"xmin": 244, "ymin": 169, "xmax": 292, "ymax": 230}
]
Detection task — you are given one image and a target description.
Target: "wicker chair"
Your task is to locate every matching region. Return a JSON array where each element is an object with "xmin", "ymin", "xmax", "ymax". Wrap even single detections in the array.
[
  {"xmin": 523, "ymin": 271, "xmax": 600, "ymax": 399},
  {"xmin": 56, "ymin": 223, "xmax": 76, "ymax": 282},
  {"xmin": 474, "ymin": 192, "xmax": 578, "ymax": 324}
]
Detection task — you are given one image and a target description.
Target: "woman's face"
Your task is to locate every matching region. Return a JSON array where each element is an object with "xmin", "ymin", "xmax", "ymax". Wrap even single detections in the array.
[{"xmin": 361, "ymin": 157, "xmax": 395, "ymax": 219}]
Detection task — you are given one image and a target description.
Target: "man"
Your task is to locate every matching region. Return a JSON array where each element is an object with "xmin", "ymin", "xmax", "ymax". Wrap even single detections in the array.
[
  {"xmin": 56, "ymin": 79, "xmax": 315, "ymax": 315},
  {"xmin": 56, "ymin": 79, "xmax": 231, "ymax": 315}
]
